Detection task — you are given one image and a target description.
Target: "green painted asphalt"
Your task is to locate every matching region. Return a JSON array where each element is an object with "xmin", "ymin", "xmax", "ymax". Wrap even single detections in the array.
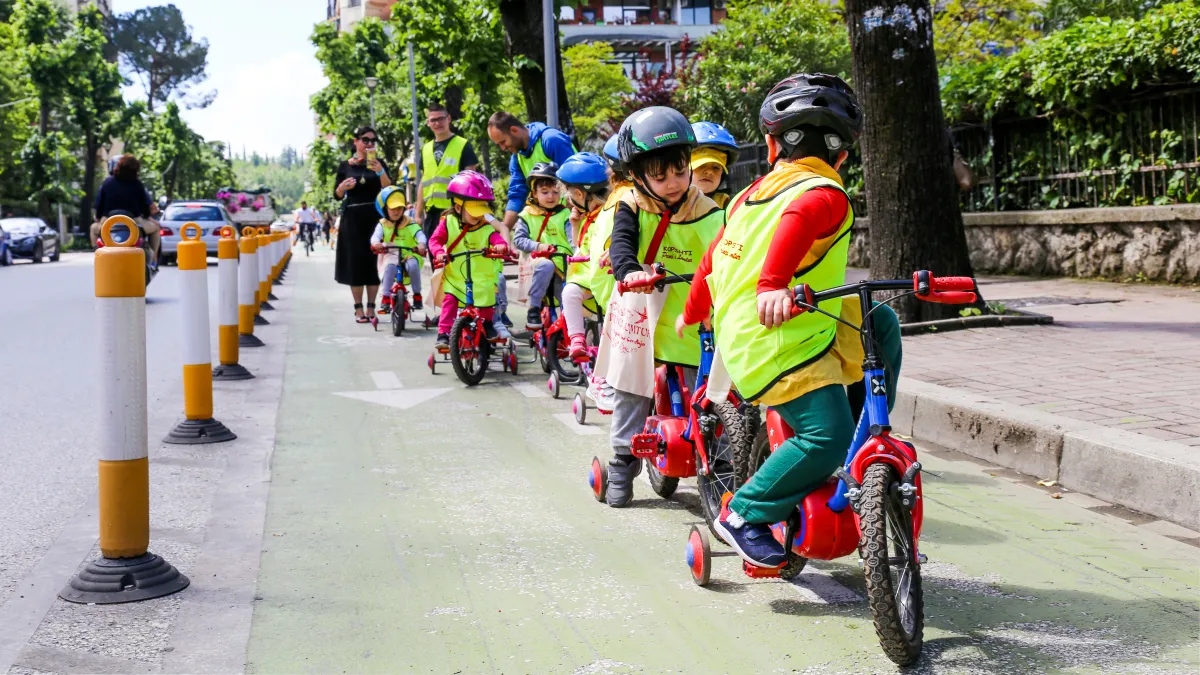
[{"xmin": 246, "ymin": 251, "xmax": 1199, "ymax": 674}]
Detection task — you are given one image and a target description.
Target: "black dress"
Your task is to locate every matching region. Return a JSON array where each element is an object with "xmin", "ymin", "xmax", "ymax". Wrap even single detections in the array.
[{"xmin": 334, "ymin": 159, "xmax": 389, "ymax": 286}]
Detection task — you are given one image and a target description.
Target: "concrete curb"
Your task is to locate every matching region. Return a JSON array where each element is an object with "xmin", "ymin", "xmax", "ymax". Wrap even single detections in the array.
[{"xmin": 893, "ymin": 378, "xmax": 1200, "ymax": 530}]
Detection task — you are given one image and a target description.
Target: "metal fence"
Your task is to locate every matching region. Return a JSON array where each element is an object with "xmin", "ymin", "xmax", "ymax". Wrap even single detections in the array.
[{"xmin": 723, "ymin": 86, "xmax": 1200, "ymax": 214}]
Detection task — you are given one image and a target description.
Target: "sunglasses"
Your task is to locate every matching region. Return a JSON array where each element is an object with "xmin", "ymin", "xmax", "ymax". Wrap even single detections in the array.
[{"xmin": 359, "ymin": 136, "xmax": 378, "ymax": 144}]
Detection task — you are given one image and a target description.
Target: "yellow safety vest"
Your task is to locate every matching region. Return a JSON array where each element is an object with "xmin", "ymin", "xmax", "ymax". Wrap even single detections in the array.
[
  {"xmin": 632, "ymin": 204, "xmax": 723, "ymax": 367},
  {"xmin": 442, "ymin": 213, "xmax": 501, "ymax": 308},
  {"xmin": 585, "ymin": 183, "xmax": 631, "ymax": 309},
  {"xmin": 708, "ymin": 176, "xmax": 854, "ymax": 401},
  {"xmin": 421, "ymin": 136, "xmax": 468, "ymax": 210},
  {"xmin": 518, "ymin": 206, "xmax": 572, "ymax": 276},
  {"xmin": 379, "ymin": 219, "xmax": 421, "ymax": 260},
  {"xmin": 568, "ymin": 207, "xmax": 599, "ymax": 284}
]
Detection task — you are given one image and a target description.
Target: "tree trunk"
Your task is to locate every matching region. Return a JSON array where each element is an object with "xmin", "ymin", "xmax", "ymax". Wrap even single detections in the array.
[
  {"xmin": 843, "ymin": 0, "xmax": 977, "ymax": 322},
  {"xmin": 79, "ymin": 133, "xmax": 99, "ymax": 229},
  {"xmin": 497, "ymin": 0, "xmax": 574, "ymax": 135}
]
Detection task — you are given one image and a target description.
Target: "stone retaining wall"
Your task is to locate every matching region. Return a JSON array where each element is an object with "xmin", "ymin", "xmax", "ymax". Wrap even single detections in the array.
[{"xmin": 849, "ymin": 204, "xmax": 1200, "ymax": 282}]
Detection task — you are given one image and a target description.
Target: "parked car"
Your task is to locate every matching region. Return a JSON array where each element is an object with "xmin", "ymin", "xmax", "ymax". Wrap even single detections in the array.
[
  {"xmin": 0, "ymin": 221, "xmax": 12, "ymax": 266},
  {"xmin": 269, "ymin": 219, "xmax": 294, "ymax": 234},
  {"xmin": 1, "ymin": 217, "xmax": 60, "ymax": 263},
  {"xmin": 158, "ymin": 201, "xmax": 238, "ymax": 265}
]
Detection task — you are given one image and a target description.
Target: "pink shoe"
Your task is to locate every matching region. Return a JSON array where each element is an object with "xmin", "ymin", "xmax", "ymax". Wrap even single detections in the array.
[{"xmin": 568, "ymin": 333, "xmax": 588, "ymax": 360}]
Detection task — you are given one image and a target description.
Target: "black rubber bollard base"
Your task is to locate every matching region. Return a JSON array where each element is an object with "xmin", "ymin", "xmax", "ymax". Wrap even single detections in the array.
[
  {"xmin": 272, "ymin": 278, "xmax": 282, "ymax": 285},
  {"xmin": 239, "ymin": 333, "xmax": 265, "ymax": 348},
  {"xmin": 267, "ymin": 292, "xmax": 279, "ymax": 300},
  {"xmin": 254, "ymin": 314, "xmax": 270, "ymax": 326},
  {"xmin": 164, "ymin": 418, "xmax": 237, "ymax": 445},
  {"xmin": 60, "ymin": 553, "xmax": 190, "ymax": 604},
  {"xmin": 213, "ymin": 363, "xmax": 255, "ymax": 380},
  {"xmin": 260, "ymin": 301, "xmax": 274, "ymax": 310}
]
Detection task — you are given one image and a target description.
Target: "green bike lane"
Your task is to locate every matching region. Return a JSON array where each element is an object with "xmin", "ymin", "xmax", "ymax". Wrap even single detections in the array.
[{"xmin": 246, "ymin": 253, "xmax": 1199, "ymax": 674}]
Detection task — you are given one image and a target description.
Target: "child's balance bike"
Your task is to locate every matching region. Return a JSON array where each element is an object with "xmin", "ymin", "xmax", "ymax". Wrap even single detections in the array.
[
  {"xmin": 684, "ymin": 271, "xmax": 977, "ymax": 666},
  {"xmin": 526, "ymin": 248, "xmax": 589, "ymax": 379},
  {"xmin": 428, "ymin": 247, "xmax": 519, "ymax": 385},
  {"xmin": 588, "ymin": 264, "xmax": 755, "ymax": 538},
  {"xmin": 380, "ymin": 244, "xmax": 433, "ymax": 337}
]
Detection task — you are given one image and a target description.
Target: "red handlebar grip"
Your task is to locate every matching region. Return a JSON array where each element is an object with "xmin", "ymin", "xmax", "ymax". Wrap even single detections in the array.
[
  {"xmin": 616, "ymin": 274, "xmax": 664, "ymax": 295},
  {"xmin": 932, "ymin": 276, "xmax": 976, "ymax": 292},
  {"xmin": 567, "ymin": 256, "xmax": 590, "ymax": 264},
  {"xmin": 531, "ymin": 248, "xmax": 554, "ymax": 259},
  {"xmin": 921, "ymin": 291, "xmax": 977, "ymax": 304}
]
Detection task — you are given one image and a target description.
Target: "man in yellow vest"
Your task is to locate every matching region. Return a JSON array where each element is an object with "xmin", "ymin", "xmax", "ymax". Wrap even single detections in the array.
[
  {"xmin": 415, "ymin": 103, "xmax": 479, "ymax": 243},
  {"xmin": 679, "ymin": 74, "xmax": 904, "ymax": 568},
  {"xmin": 486, "ymin": 111, "xmax": 578, "ymax": 236}
]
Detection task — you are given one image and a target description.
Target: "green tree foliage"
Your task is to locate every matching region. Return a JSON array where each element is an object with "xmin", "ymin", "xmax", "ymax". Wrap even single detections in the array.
[
  {"xmin": 234, "ymin": 153, "xmax": 307, "ymax": 212},
  {"xmin": 563, "ymin": 43, "xmax": 632, "ymax": 149},
  {"xmin": 120, "ymin": 101, "xmax": 233, "ymax": 200},
  {"xmin": 0, "ymin": 17, "xmax": 36, "ymax": 202},
  {"xmin": 13, "ymin": 0, "xmax": 72, "ymax": 218},
  {"xmin": 303, "ymin": 137, "xmax": 342, "ymax": 215},
  {"xmin": 933, "ymin": 0, "xmax": 1042, "ymax": 66},
  {"xmin": 1041, "ymin": 0, "xmax": 1169, "ymax": 30},
  {"xmin": 113, "ymin": 4, "xmax": 213, "ymax": 111},
  {"xmin": 676, "ymin": 0, "xmax": 851, "ymax": 141},
  {"xmin": 65, "ymin": 5, "xmax": 124, "ymax": 224}
]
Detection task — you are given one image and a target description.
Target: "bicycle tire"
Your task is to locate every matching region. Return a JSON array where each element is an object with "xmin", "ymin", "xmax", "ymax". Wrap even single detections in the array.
[
  {"xmin": 546, "ymin": 330, "xmax": 581, "ymax": 382},
  {"xmin": 738, "ymin": 404, "xmax": 768, "ymax": 487},
  {"xmin": 450, "ymin": 315, "xmax": 489, "ymax": 386},
  {"xmin": 860, "ymin": 462, "xmax": 924, "ymax": 666},
  {"xmin": 697, "ymin": 402, "xmax": 747, "ymax": 540},
  {"xmin": 392, "ymin": 290, "xmax": 406, "ymax": 336},
  {"xmin": 647, "ymin": 463, "xmax": 678, "ymax": 498}
]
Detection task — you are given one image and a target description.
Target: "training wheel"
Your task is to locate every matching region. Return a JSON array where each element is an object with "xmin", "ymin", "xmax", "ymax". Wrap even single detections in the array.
[
  {"xmin": 686, "ymin": 525, "xmax": 712, "ymax": 586},
  {"xmin": 573, "ymin": 393, "xmax": 587, "ymax": 425},
  {"xmin": 428, "ymin": 353, "xmax": 436, "ymax": 374},
  {"xmin": 547, "ymin": 372, "xmax": 560, "ymax": 399},
  {"xmin": 589, "ymin": 456, "xmax": 608, "ymax": 503},
  {"xmin": 508, "ymin": 352, "xmax": 518, "ymax": 375}
]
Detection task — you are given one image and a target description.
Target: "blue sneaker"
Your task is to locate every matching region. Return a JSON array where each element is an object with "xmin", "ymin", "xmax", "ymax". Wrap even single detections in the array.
[{"xmin": 712, "ymin": 496, "xmax": 787, "ymax": 568}]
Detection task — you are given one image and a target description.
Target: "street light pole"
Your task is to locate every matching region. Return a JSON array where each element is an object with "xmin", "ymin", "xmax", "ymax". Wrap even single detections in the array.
[
  {"xmin": 542, "ymin": 0, "xmax": 558, "ymax": 129},
  {"xmin": 407, "ymin": 41, "xmax": 421, "ymax": 204},
  {"xmin": 364, "ymin": 76, "xmax": 378, "ymax": 128}
]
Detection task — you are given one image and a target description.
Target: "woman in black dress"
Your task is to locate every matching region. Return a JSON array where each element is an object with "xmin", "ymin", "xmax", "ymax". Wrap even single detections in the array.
[{"xmin": 334, "ymin": 126, "xmax": 392, "ymax": 322}]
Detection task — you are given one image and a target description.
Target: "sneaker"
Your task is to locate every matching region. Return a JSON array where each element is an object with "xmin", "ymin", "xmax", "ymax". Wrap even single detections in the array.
[
  {"xmin": 377, "ymin": 302, "xmax": 391, "ymax": 315},
  {"xmin": 595, "ymin": 381, "xmax": 616, "ymax": 414},
  {"xmin": 568, "ymin": 333, "xmax": 588, "ymax": 360},
  {"xmin": 586, "ymin": 375, "xmax": 605, "ymax": 403},
  {"xmin": 435, "ymin": 333, "xmax": 450, "ymax": 350},
  {"xmin": 712, "ymin": 496, "xmax": 787, "ymax": 568},
  {"xmin": 526, "ymin": 307, "xmax": 543, "ymax": 329},
  {"xmin": 500, "ymin": 312, "xmax": 513, "ymax": 328},
  {"xmin": 493, "ymin": 320, "xmax": 512, "ymax": 341},
  {"xmin": 484, "ymin": 322, "xmax": 499, "ymax": 341},
  {"xmin": 412, "ymin": 294, "xmax": 423, "ymax": 310},
  {"xmin": 605, "ymin": 455, "xmax": 642, "ymax": 508}
]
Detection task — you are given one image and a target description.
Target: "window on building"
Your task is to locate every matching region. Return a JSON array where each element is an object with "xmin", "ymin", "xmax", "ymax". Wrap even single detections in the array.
[
  {"xmin": 603, "ymin": 0, "xmax": 670, "ymax": 24},
  {"xmin": 345, "ymin": 0, "xmax": 362, "ymax": 7},
  {"xmin": 680, "ymin": 0, "xmax": 711, "ymax": 25}
]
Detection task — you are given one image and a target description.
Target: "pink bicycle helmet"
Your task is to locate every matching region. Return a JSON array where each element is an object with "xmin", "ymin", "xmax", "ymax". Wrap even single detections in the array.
[{"xmin": 446, "ymin": 170, "xmax": 495, "ymax": 202}]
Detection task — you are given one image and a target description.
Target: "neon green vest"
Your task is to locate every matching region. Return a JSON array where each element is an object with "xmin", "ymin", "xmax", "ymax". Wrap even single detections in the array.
[
  {"xmin": 567, "ymin": 208, "xmax": 598, "ymax": 285},
  {"xmin": 442, "ymin": 213, "xmax": 500, "ymax": 308},
  {"xmin": 584, "ymin": 184, "xmax": 631, "ymax": 310},
  {"xmin": 421, "ymin": 136, "xmax": 468, "ymax": 210},
  {"xmin": 519, "ymin": 206, "xmax": 572, "ymax": 276},
  {"xmin": 708, "ymin": 176, "xmax": 854, "ymax": 401},
  {"xmin": 379, "ymin": 219, "xmax": 421, "ymax": 260},
  {"xmin": 633, "ymin": 204, "xmax": 723, "ymax": 367},
  {"xmin": 515, "ymin": 134, "xmax": 577, "ymax": 188}
]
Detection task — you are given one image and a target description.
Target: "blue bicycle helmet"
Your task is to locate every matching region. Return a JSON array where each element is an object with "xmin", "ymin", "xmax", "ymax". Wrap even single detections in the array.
[
  {"xmin": 375, "ymin": 185, "xmax": 406, "ymax": 218},
  {"xmin": 557, "ymin": 153, "xmax": 609, "ymax": 194},
  {"xmin": 602, "ymin": 133, "xmax": 623, "ymax": 174},
  {"xmin": 692, "ymin": 121, "xmax": 740, "ymax": 167}
]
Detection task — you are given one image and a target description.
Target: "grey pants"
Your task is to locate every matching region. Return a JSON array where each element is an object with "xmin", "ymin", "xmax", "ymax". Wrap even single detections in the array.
[
  {"xmin": 528, "ymin": 262, "xmax": 562, "ymax": 308},
  {"xmin": 381, "ymin": 258, "xmax": 422, "ymax": 298},
  {"xmin": 610, "ymin": 367, "xmax": 697, "ymax": 458}
]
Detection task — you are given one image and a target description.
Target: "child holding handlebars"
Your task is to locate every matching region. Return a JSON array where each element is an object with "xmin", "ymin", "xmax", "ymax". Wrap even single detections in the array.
[
  {"xmin": 371, "ymin": 186, "xmax": 427, "ymax": 314},
  {"xmin": 678, "ymin": 73, "xmax": 904, "ymax": 568},
  {"xmin": 512, "ymin": 162, "xmax": 572, "ymax": 329},
  {"xmin": 429, "ymin": 170, "xmax": 509, "ymax": 350}
]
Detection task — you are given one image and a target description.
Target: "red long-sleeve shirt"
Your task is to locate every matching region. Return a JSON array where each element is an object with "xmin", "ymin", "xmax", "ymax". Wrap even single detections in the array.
[{"xmin": 683, "ymin": 187, "xmax": 848, "ymax": 324}]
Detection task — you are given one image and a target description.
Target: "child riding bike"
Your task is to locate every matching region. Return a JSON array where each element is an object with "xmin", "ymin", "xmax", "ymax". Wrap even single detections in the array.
[
  {"xmin": 555, "ymin": 152, "xmax": 611, "ymax": 361},
  {"xmin": 513, "ymin": 162, "xmax": 572, "ymax": 329},
  {"xmin": 429, "ymin": 171, "xmax": 509, "ymax": 350},
  {"xmin": 678, "ymin": 73, "xmax": 903, "ymax": 568},
  {"xmin": 371, "ymin": 186, "xmax": 427, "ymax": 315},
  {"xmin": 690, "ymin": 122, "xmax": 740, "ymax": 209},
  {"xmin": 601, "ymin": 107, "xmax": 725, "ymax": 508}
]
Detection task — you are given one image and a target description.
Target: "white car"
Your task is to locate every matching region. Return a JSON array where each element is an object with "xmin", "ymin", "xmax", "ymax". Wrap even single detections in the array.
[
  {"xmin": 158, "ymin": 201, "xmax": 238, "ymax": 265},
  {"xmin": 269, "ymin": 219, "xmax": 294, "ymax": 234}
]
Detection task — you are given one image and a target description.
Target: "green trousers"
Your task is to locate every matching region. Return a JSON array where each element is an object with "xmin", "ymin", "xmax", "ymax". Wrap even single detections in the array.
[{"xmin": 730, "ymin": 304, "xmax": 903, "ymax": 525}]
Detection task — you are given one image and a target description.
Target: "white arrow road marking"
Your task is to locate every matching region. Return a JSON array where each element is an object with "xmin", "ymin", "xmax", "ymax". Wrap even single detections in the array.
[
  {"xmin": 510, "ymin": 382, "xmax": 548, "ymax": 398},
  {"xmin": 333, "ymin": 388, "xmax": 451, "ymax": 410},
  {"xmin": 370, "ymin": 371, "xmax": 403, "ymax": 390},
  {"xmin": 553, "ymin": 413, "xmax": 603, "ymax": 435}
]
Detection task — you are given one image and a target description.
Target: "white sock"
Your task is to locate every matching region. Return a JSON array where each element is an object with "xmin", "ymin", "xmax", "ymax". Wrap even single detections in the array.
[{"xmin": 726, "ymin": 510, "xmax": 746, "ymax": 528}]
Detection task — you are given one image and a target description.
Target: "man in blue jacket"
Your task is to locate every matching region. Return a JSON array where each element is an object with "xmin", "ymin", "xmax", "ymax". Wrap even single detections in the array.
[{"xmin": 487, "ymin": 112, "xmax": 578, "ymax": 233}]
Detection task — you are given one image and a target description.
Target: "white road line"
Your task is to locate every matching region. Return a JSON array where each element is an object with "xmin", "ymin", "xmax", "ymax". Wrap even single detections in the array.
[
  {"xmin": 510, "ymin": 381, "xmax": 548, "ymax": 398},
  {"xmin": 553, "ymin": 413, "xmax": 604, "ymax": 435},
  {"xmin": 370, "ymin": 371, "xmax": 403, "ymax": 390}
]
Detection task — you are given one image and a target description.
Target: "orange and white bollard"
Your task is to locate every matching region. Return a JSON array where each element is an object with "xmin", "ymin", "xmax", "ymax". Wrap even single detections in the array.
[
  {"xmin": 268, "ymin": 233, "xmax": 282, "ymax": 299},
  {"xmin": 240, "ymin": 228, "xmax": 266, "ymax": 345},
  {"xmin": 164, "ymin": 224, "xmax": 236, "ymax": 444},
  {"xmin": 60, "ymin": 215, "xmax": 189, "ymax": 604},
  {"xmin": 258, "ymin": 232, "xmax": 274, "ymax": 312},
  {"xmin": 252, "ymin": 231, "xmax": 270, "ymax": 325},
  {"xmin": 214, "ymin": 227, "xmax": 253, "ymax": 379}
]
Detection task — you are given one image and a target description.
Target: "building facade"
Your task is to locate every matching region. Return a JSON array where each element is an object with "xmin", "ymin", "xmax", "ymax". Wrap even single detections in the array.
[
  {"xmin": 559, "ymin": 0, "xmax": 725, "ymax": 79},
  {"xmin": 326, "ymin": 0, "xmax": 399, "ymax": 33}
]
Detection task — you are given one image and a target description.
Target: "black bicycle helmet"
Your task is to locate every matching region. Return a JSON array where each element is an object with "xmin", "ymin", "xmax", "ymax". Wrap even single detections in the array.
[
  {"xmin": 759, "ymin": 73, "xmax": 862, "ymax": 156},
  {"xmin": 616, "ymin": 106, "xmax": 696, "ymax": 166},
  {"xmin": 527, "ymin": 161, "xmax": 559, "ymax": 182}
]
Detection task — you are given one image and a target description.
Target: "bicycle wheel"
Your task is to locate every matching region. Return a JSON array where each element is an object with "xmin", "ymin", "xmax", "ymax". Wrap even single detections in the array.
[
  {"xmin": 647, "ymin": 463, "xmax": 678, "ymax": 498},
  {"xmin": 697, "ymin": 402, "xmax": 748, "ymax": 540},
  {"xmin": 391, "ymin": 290, "xmax": 406, "ymax": 336},
  {"xmin": 860, "ymin": 462, "xmax": 924, "ymax": 666},
  {"xmin": 449, "ymin": 315, "xmax": 489, "ymax": 386},
  {"xmin": 546, "ymin": 331, "xmax": 581, "ymax": 382},
  {"xmin": 737, "ymin": 404, "xmax": 766, "ymax": 487}
]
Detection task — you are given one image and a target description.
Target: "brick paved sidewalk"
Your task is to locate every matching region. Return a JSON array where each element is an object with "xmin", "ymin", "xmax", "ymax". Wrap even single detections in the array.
[{"xmin": 900, "ymin": 275, "xmax": 1200, "ymax": 446}]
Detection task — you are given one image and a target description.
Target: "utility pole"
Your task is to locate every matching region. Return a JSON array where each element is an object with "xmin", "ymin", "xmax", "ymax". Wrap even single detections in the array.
[
  {"xmin": 365, "ymin": 77, "xmax": 379, "ymax": 128},
  {"xmin": 543, "ymin": 0, "xmax": 558, "ymax": 129},
  {"xmin": 408, "ymin": 42, "xmax": 421, "ymax": 204}
]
